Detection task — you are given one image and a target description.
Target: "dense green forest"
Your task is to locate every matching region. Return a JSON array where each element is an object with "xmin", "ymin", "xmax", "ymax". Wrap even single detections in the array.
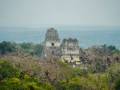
[
  {"xmin": 0, "ymin": 41, "xmax": 43, "ymax": 56},
  {"xmin": 0, "ymin": 41, "xmax": 120, "ymax": 90}
]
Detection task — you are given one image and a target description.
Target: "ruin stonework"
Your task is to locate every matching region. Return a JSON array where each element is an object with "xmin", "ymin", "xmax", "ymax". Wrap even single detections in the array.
[
  {"xmin": 43, "ymin": 28, "xmax": 61, "ymax": 58},
  {"xmin": 45, "ymin": 28, "xmax": 60, "ymax": 47},
  {"xmin": 43, "ymin": 28, "xmax": 80, "ymax": 62},
  {"xmin": 62, "ymin": 38, "xmax": 80, "ymax": 62}
]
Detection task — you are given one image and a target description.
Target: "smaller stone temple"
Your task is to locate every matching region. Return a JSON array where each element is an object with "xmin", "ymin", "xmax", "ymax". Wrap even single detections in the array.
[
  {"xmin": 62, "ymin": 38, "xmax": 80, "ymax": 62},
  {"xmin": 43, "ymin": 28, "xmax": 80, "ymax": 63}
]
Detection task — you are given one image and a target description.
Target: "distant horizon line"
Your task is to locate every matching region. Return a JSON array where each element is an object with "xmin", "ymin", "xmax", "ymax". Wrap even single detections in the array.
[{"xmin": 0, "ymin": 25, "xmax": 120, "ymax": 28}]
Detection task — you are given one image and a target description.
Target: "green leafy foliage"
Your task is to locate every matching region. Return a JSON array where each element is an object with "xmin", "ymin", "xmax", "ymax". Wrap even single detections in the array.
[
  {"xmin": 0, "ymin": 59, "xmax": 54, "ymax": 90},
  {"xmin": 0, "ymin": 41, "xmax": 44, "ymax": 56},
  {"xmin": 0, "ymin": 41, "xmax": 15, "ymax": 54},
  {"xmin": 19, "ymin": 42, "xmax": 33, "ymax": 53},
  {"xmin": 18, "ymin": 42, "xmax": 44, "ymax": 56},
  {"xmin": 33, "ymin": 44, "xmax": 43, "ymax": 56},
  {"xmin": 0, "ymin": 60, "xmax": 17, "ymax": 80},
  {"xmin": 0, "ymin": 78, "xmax": 28, "ymax": 90},
  {"xmin": 115, "ymin": 78, "xmax": 120, "ymax": 90},
  {"xmin": 108, "ymin": 45, "xmax": 117, "ymax": 51},
  {"xmin": 0, "ymin": 41, "xmax": 120, "ymax": 90},
  {"xmin": 0, "ymin": 57, "xmax": 120, "ymax": 90}
]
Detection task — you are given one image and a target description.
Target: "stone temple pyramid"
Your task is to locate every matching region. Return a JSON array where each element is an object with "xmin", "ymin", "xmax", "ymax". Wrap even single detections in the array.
[{"xmin": 42, "ymin": 28, "xmax": 80, "ymax": 63}]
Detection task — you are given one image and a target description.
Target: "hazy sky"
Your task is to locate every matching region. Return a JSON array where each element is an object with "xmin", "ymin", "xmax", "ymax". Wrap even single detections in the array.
[{"xmin": 0, "ymin": 0, "xmax": 120, "ymax": 27}]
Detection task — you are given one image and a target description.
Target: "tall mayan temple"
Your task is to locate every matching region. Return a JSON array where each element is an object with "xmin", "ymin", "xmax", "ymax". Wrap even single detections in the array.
[
  {"xmin": 43, "ymin": 28, "xmax": 80, "ymax": 63},
  {"xmin": 42, "ymin": 28, "xmax": 61, "ymax": 58}
]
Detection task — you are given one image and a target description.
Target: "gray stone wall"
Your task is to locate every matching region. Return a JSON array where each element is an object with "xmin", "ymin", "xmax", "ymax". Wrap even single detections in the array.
[
  {"xmin": 42, "ymin": 28, "xmax": 80, "ymax": 62},
  {"xmin": 62, "ymin": 38, "xmax": 80, "ymax": 62},
  {"xmin": 43, "ymin": 28, "xmax": 61, "ymax": 59}
]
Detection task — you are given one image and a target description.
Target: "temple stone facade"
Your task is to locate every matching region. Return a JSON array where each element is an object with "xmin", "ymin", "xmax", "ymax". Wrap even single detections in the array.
[
  {"xmin": 43, "ymin": 28, "xmax": 61, "ymax": 58},
  {"xmin": 44, "ymin": 28, "xmax": 60, "ymax": 47},
  {"xmin": 43, "ymin": 28, "xmax": 80, "ymax": 62},
  {"xmin": 62, "ymin": 38, "xmax": 80, "ymax": 62}
]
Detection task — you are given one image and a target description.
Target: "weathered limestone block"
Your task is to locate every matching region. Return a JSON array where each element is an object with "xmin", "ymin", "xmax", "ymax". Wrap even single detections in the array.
[
  {"xmin": 42, "ymin": 28, "xmax": 80, "ymax": 63},
  {"xmin": 42, "ymin": 28, "xmax": 61, "ymax": 59},
  {"xmin": 62, "ymin": 38, "xmax": 80, "ymax": 62}
]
